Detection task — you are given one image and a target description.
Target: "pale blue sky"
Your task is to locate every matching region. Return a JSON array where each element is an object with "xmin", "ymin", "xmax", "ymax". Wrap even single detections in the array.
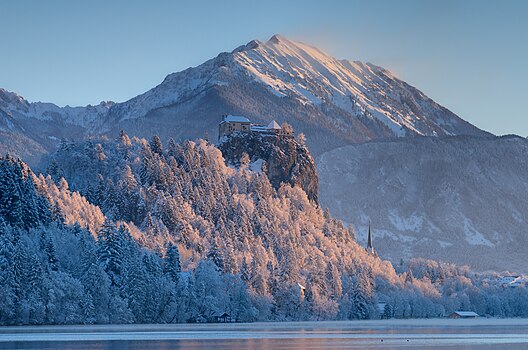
[{"xmin": 1, "ymin": 0, "xmax": 526, "ymax": 135}]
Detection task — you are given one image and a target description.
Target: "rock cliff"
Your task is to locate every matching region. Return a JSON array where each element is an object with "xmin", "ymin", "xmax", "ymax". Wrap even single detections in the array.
[{"xmin": 219, "ymin": 131, "xmax": 319, "ymax": 203}]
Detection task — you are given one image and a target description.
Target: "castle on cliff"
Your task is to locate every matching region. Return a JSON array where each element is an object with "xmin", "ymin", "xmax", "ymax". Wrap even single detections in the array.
[{"xmin": 218, "ymin": 115, "xmax": 292, "ymax": 141}]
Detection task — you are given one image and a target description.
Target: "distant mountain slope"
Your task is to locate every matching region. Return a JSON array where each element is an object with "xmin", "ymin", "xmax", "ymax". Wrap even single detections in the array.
[
  {"xmin": 318, "ymin": 135, "xmax": 528, "ymax": 273},
  {"xmin": 0, "ymin": 35, "xmax": 489, "ymax": 163},
  {"xmin": 103, "ymin": 35, "xmax": 489, "ymax": 154},
  {"xmin": 0, "ymin": 88, "xmax": 109, "ymax": 163}
]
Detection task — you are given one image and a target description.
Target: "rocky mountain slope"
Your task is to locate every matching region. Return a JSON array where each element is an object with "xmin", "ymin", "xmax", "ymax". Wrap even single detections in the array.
[
  {"xmin": 101, "ymin": 35, "xmax": 488, "ymax": 153},
  {"xmin": 0, "ymin": 35, "xmax": 489, "ymax": 164},
  {"xmin": 0, "ymin": 88, "xmax": 110, "ymax": 164},
  {"xmin": 318, "ymin": 135, "xmax": 528, "ymax": 273}
]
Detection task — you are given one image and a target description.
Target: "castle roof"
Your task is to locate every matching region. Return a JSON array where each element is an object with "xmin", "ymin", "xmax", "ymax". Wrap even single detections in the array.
[
  {"xmin": 267, "ymin": 120, "xmax": 281, "ymax": 130},
  {"xmin": 221, "ymin": 115, "xmax": 250, "ymax": 123}
]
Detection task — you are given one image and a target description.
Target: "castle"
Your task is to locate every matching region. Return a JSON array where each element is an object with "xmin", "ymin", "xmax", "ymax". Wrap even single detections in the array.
[{"xmin": 218, "ymin": 115, "xmax": 292, "ymax": 141}]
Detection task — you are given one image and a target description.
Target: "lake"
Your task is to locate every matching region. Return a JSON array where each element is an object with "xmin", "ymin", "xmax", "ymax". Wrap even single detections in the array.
[{"xmin": 1, "ymin": 318, "xmax": 528, "ymax": 349}]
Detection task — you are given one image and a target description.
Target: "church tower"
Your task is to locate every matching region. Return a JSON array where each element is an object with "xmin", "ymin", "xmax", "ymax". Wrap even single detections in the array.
[{"xmin": 366, "ymin": 224, "xmax": 375, "ymax": 255}]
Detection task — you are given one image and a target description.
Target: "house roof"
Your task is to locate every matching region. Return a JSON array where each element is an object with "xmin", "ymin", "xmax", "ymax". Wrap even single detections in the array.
[
  {"xmin": 500, "ymin": 276, "xmax": 526, "ymax": 285},
  {"xmin": 222, "ymin": 115, "xmax": 250, "ymax": 123},
  {"xmin": 452, "ymin": 311, "xmax": 479, "ymax": 317}
]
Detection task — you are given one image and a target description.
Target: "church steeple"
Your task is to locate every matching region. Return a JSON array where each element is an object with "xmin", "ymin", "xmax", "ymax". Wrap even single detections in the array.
[{"xmin": 366, "ymin": 223, "xmax": 375, "ymax": 255}]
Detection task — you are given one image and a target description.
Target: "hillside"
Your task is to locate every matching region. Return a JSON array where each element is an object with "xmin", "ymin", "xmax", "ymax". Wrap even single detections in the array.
[
  {"xmin": 23, "ymin": 134, "xmax": 401, "ymax": 322},
  {"xmin": 2, "ymin": 135, "xmax": 528, "ymax": 325},
  {"xmin": 318, "ymin": 135, "xmax": 528, "ymax": 273}
]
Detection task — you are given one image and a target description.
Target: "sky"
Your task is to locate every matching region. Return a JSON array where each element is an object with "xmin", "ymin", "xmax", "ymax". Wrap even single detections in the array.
[{"xmin": 1, "ymin": 0, "xmax": 527, "ymax": 136}]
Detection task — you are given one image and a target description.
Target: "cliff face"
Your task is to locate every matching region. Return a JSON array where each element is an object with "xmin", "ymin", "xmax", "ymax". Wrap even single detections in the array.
[{"xmin": 219, "ymin": 132, "xmax": 319, "ymax": 203}]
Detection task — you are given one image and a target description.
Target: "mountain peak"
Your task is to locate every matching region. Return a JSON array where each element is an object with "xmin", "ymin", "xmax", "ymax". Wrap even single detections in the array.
[
  {"xmin": 0, "ymin": 35, "xmax": 490, "ymax": 164},
  {"xmin": 232, "ymin": 39, "xmax": 262, "ymax": 53},
  {"xmin": 233, "ymin": 34, "xmax": 294, "ymax": 53},
  {"xmin": 0, "ymin": 88, "xmax": 26, "ymax": 104},
  {"xmin": 265, "ymin": 34, "xmax": 301, "ymax": 49},
  {"xmin": 267, "ymin": 34, "xmax": 285, "ymax": 44}
]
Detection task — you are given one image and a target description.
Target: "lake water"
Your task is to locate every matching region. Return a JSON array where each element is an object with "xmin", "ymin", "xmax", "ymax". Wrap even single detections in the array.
[{"xmin": 1, "ymin": 319, "xmax": 528, "ymax": 349}]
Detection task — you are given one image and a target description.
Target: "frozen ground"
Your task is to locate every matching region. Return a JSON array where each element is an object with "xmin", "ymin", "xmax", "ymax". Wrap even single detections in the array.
[{"xmin": 1, "ymin": 319, "xmax": 528, "ymax": 349}]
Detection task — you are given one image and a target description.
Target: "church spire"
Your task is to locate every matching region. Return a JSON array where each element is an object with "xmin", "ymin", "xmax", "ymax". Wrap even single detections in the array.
[{"xmin": 366, "ymin": 223, "xmax": 374, "ymax": 254}]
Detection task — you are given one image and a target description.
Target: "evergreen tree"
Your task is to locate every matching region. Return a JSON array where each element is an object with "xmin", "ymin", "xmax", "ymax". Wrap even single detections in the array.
[
  {"xmin": 0, "ymin": 229, "xmax": 16, "ymax": 324},
  {"xmin": 0, "ymin": 156, "xmax": 50, "ymax": 229},
  {"xmin": 97, "ymin": 220, "xmax": 124, "ymax": 286},
  {"xmin": 123, "ymin": 256, "xmax": 147, "ymax": 322},
  {"xmin": 140, "ymin": 146, "xmax": 154, "ymax": 186},
  {"xmin": 117, "ymin": 130, "xmax": 132, "ymax": 160},
  {"xmin": 150, "ymin": 135, "xmax": 163, "ymax": 155},
  {"xmin": 46, "ymin": 159, "xmax": 63, "ymax": 182},
  {"xmin": 240, "ymin": 256, "xmax": 250, "ymax": 283},
  {"xmin": 351, "ymin": 283, "xmax": 368, "ymax": 320},
  {"xmin": 383, "ymin": 303, "xmax": 394, "ymax": 319},
  {"xmin": 164, "ymin": 242, "xmax": 181, "ymax": 284},
  {"xmin": 40, "ymin": 231, "xmax": 59, "ymax": 271},
  {"xmin": 207, "ymin": 238, "xmax": 225, "ymax": 272}
]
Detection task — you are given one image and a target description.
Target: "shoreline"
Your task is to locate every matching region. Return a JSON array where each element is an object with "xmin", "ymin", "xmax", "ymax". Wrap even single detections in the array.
[{"xmin": 2, "ymin": 317, "xmax": 528, "ymax": 333}]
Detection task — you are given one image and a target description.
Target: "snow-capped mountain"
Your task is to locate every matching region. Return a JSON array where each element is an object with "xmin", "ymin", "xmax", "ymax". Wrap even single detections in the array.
[
  {"xmin": 4, "ymin": 34, "xmax": 517, "ymax": 273},
  {"xmin": 318, "ymin": 135, "xmax": 528, "ymax": 273},
  {"xmin": 0, "ymin": 88, "xmax": 113, "ymax": 129},
  {"xmin": 103, "ymin": 35, "xmax": 488, "ymax": 153},
  {"xmin": 0, "ymin": 88, "xmax": 112, "ymax": 163},
  {"xmin": 0, "ymin": 35, "xmax": 489, "ymax": 163}
]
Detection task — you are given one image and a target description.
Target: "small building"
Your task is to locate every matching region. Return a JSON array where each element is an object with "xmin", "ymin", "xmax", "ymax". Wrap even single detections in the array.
[
  {"xmin": 509, "ymin": 280, "xmax": 527, "ymax": 288},
  {"xmin": 499, "ymin": 275, "xmax": 527, "ymax": 288},
  {"xmin": 297, "ymin": 283, "xmax": 306, "ymax": 296},
  {"xmin": 218, "ymin": 115, "xmax": 251, "ymax": 139},
  {"xmin": 449, "ymin": 311, "xmax": 479, "ymax": 319},
  {"xmin": 296, "ymin": 283, "xmax": 306, "ymax": 304},
  {"xmin": 187, "ymin": 315, "xmax": 207, "ymax": 323},
  {"xmin": 499, "ymin": 276, "xmax": 519, "ymax": 285},
  {"xmin": 214, "ymin": 312, "xmax": 233, "ymax": 323}
]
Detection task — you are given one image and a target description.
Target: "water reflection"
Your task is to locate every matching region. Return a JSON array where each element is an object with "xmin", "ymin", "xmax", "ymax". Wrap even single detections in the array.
[
  {"xmin": 1, "ymin": 320, "xmax": 528, "ymax": 350},
  {"xmin": 3, "ymin": 338, "xmax": 528, "ymax": 350}
]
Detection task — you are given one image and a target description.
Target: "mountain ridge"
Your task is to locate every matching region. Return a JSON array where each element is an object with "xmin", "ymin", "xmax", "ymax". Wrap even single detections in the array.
[{"xmin": 0, "ymin": 35, "xmax": 490, "ymax": 163}]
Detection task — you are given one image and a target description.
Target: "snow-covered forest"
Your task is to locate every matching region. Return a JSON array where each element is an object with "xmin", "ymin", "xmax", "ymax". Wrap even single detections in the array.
[{"xmin": 1, "ymin": 132, "xmax": 528, "ymax": 325}]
